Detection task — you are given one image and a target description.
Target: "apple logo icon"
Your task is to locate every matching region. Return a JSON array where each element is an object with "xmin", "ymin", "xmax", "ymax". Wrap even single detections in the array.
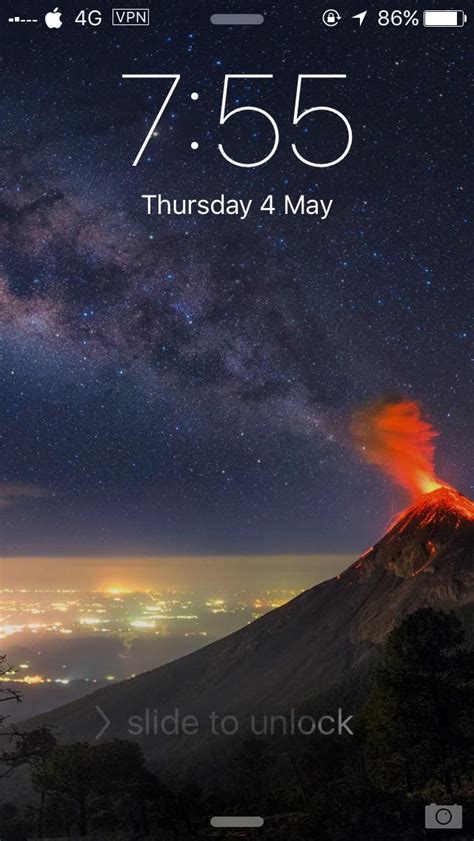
[{"xmin": 45, "ymin": 8, "xmax": 63, "ymax": 28}]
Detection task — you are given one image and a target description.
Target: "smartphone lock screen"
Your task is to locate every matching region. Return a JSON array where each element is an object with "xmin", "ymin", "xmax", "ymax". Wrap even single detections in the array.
[{"xmin": 0, "ymin": 2, "xmax": 472, "ymax": 840}]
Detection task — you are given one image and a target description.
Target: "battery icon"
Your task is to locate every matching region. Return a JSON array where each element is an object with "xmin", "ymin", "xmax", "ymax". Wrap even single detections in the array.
[{"xmin": 423, "ymin": 10, "xmax": 467, "ymax": 26}]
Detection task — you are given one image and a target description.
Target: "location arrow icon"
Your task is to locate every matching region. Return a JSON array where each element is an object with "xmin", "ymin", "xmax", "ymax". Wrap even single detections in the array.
[{"xmin": 352, "ymin": 11, "xmax": 368, "ymax": 25}]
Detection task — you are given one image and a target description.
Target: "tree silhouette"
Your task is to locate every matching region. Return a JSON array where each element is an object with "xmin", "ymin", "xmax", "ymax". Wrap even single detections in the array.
[
  {"xmin": 2, "ymin": 727, "xmax": 57, "ymax": 838},
  {"xmin": 0, "ymin": 655, "xmax": 22, "ymax": 737},
  {"xmin": 363, "ymin": 607, "xmax": 474, "ymax": 798}
]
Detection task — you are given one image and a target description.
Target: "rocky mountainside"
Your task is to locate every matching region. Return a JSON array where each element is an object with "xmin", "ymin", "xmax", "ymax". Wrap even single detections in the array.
[{"xmin": 23, "ymin": 488, "xmax": 474, "ymax": 767}]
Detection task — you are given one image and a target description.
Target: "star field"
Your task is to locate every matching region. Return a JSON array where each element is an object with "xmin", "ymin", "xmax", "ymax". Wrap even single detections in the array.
[{"xmin": 0, "ymin": 0, "xmax": 471, "ymax": 556}]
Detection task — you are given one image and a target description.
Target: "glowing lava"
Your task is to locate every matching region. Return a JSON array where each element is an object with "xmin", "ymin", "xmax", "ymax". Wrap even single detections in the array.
[
  {"xmin": 342, "ymin": 486, "xmax": 474, "ymax": 582},
  {"xmin": 389, "ymin": 485, "xmax": 474, "ymax": 532},
  {"xmin": 352, "ymin": 398, "xmax": 450, "ymax": 499}
]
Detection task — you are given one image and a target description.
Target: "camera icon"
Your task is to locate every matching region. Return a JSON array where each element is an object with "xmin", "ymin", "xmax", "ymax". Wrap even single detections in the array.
[{"xmin": 425, "ymin": 803, "xmax": 463, "ymax": 829}]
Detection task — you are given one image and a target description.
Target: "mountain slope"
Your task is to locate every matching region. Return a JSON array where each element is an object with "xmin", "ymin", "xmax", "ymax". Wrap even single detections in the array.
[{"xmin": 23, "ymin": 488, "xmax": 474, "ymax": 765}]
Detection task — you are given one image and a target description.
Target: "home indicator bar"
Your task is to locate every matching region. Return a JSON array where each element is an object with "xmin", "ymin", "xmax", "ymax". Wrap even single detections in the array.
[
  {"xmin": 210, "ymin": 13, "xmax": 264, "ymax": 25},
  {"xmin": 210, "ymin": 816, "xmax": 265, "ymax": 828}
]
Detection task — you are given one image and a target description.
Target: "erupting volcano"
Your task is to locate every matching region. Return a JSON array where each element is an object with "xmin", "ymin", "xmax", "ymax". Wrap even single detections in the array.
[{"xmin": 351, "ymin": 397, "xmax": 472, "ymax": 577}]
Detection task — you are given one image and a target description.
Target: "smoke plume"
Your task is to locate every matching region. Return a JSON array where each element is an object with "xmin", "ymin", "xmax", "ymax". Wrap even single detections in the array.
[{"xmin": 352, "ymin": 398, "xmax": 447, "ymax": 498}]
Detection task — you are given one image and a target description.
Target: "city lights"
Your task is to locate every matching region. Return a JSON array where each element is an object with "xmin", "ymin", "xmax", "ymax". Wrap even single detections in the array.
[{"xmin": 0, "ymin": 586, "xmax": 302, "ymax": 689}]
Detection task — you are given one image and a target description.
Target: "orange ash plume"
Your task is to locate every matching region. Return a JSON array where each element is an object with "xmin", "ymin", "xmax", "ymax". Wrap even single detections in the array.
[{"xmin": 352, "ymin": 398, "xmax": 450, "ymax": 499}]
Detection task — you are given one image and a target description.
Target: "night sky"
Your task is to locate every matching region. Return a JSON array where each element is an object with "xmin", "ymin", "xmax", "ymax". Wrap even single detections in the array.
[{"xmin": 0, "ymin": 1, "xmax": 471, "ymax": 560}]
